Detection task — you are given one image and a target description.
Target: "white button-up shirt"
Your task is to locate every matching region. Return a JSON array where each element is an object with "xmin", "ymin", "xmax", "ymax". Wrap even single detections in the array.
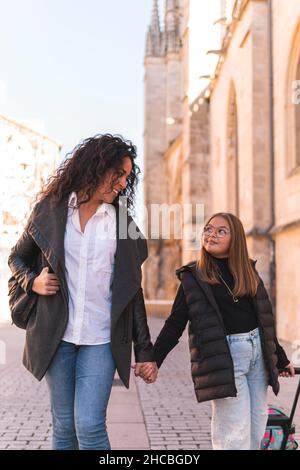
[{"xmin": 62, "ymin": 192, "xmax": 117, "ymax": 345}]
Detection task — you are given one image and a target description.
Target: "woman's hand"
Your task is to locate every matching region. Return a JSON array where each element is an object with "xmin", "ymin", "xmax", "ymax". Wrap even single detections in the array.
[
  {"xmin": 32, "ymin": 267, "xmax": 60, "ymax": 296},
  {"xmin": 131, "ymin": 362, "xmax": 158, "ymax": 384},
  {"xmin": 279, "ymin": 362, "xmax": 295, "ymax": 377}
]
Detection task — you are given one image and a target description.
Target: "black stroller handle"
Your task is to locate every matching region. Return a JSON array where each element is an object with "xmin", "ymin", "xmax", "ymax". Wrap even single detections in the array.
[
  {"xmin": 266, "ymin": 365, "xmax": 300, "ymax": 449},
  {"xmin": 280, "ymin": 366, "xmax": 300, "ymax": 438}
]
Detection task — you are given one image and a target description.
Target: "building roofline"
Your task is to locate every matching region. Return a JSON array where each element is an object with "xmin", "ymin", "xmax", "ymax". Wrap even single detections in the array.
[{"xmin": 0, "ymin": 114, "xmax": 63, "ymax": 149}]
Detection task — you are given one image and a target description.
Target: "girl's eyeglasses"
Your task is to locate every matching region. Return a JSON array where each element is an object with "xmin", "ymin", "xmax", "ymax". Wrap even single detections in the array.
[{"xmin": 203, "ymin": 226, "xmax": 230, "ymax": 238}]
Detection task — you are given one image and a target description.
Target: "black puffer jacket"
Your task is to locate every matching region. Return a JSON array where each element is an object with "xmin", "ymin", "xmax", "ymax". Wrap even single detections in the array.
[{"xmin": 153, "ymin": 261, "xmax": 289, "ymax": 403}]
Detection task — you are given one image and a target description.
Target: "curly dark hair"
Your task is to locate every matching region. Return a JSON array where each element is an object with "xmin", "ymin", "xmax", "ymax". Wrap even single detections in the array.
[{"xmin": 37, "ymin": 133, "xmax": 140, "ymax": 210}]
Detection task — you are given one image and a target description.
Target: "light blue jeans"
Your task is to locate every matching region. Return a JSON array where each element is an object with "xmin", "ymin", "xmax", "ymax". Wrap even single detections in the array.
[
  {"xmin": 211, "ymin": 328, "xmax": 269, "ymax": 450},
  {"xmin": 45, "ymin": 341, "xmax": 116, "ymax": 450}
]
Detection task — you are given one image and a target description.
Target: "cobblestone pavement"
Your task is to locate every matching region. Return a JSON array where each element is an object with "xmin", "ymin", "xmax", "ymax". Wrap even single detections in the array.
[
  {"xmin": 136, "ymin": 317, "xmax": 212, "ymax": 450},
  {"xmin": 0, "ymin": 318, "xmax": 299, "ymax": 450},
  {"xmin": 0, "ymin": 366, "xmax": 52, "ymax": 450},
  {"xmin": 136, "ymin": 316, "xmax": 300, "ymax": 450},
  {"xmin": 0, "ymin": 327, "xmax": 51, "ymax": 450}
]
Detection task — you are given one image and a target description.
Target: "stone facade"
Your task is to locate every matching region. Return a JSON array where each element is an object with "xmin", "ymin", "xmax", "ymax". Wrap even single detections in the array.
[
  {"xmin": 210, "ymin": 0, "xmax": 274, "ymax": 287},
  {"xmin": 209, "ymin": 0, "xmax": 300, "ymax": 342},
  {"xmin": 144, "ymin": 1, "xmax": 214, "ymax": 301},
  {"xmin": 271, "ymin": 0, "xmax": 300, "ymax": 342},
  {"xmin": 144, "ymin": 0, "xmax": 300, "ymax": 343},
  {"xmin": 144, "ymin": 1, "xmax": 183, "ymax": 300}
]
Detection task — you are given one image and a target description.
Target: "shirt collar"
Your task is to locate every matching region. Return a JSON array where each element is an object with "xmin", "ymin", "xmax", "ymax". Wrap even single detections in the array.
[
  {"xmin": 68, "ymin": 192, "xmax": 114, "ymax": 219},
  {"xmin": 95, "ymin": 201, "xmax": 114, "ymax": 218},
  {"xmin": 68, "ymin": 191, "xmax": 77, "ymax": 208}
]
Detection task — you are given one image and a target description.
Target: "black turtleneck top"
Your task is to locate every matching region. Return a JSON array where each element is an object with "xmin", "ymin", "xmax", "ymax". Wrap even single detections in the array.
[{"xmin": 210, "ymin": 256, "xmax": 258, "ymax": 335}]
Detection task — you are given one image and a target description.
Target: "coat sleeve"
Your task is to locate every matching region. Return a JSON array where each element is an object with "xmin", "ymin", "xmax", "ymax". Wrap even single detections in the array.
[
  {"xmin": 7, "ymin": 208, "xmax": 40, "ymax": 294},
  {"xmin": 153, "ymin": 283, "xmax": 189, "ymax": 368},
  {"xmin": 132, "ymin": 287, "xmax": 155, "ymax": 363}
]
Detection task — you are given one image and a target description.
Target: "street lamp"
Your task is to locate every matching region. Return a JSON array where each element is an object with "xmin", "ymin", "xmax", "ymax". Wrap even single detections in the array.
[
  {"xmin": 199, "ymin": 74, "xmax": 216, "ymax": 80},
  {"xmin": 206, "ymin": 49, "xmax": 224, "ymax": 56},
  {"xmin": 213, "ymin": 17, "xmax": 229, "ymax": 26},
  {"xmin": 166, "ymin": 117, "xmax": 183, "ymax": 125}
]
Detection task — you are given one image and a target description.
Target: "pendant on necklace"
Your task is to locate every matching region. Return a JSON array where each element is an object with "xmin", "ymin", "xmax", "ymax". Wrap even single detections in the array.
[{"xmin": 233, "ymin": 297, "xmax": 239, "ymax": 303}]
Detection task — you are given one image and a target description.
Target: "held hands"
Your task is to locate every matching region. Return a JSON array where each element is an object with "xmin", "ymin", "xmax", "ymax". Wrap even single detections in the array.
[
  {"xmin": 131, "ymin": 361, "xmax": 158, "ymax": 384},
  {"xmin": 279, "ymin": 362, "xmax": 295, "ymax": 377},
  {"xmin": 32, "ymin": 267, "xmax": 60, "ymax": 296}
]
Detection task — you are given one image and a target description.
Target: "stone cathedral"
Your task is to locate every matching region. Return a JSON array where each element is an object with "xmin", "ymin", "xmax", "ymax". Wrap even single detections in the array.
[{"xmin": 143, "ymin": 0, "xmax": 300, "ymax": 344}]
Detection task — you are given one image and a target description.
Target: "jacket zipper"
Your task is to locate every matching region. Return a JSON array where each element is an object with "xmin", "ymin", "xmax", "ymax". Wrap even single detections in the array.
[{"xmin": 184, "ymin": 266, "xmax": 238, "ymax": 396}]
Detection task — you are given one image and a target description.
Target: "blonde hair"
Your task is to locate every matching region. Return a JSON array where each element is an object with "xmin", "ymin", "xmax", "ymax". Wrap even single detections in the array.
[{"xmin": 197, "ymin": 212, "xmax": 260, "ymax": 297}]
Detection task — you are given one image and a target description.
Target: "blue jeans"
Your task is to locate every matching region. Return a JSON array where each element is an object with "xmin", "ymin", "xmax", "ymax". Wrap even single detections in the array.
[
  {"xmin": 211, "ymin": 328, "xmax": 269, "ymax": 450},
  {"xmin": 45, "ymin": 341, "xmax": 116, "ymax": 450}
]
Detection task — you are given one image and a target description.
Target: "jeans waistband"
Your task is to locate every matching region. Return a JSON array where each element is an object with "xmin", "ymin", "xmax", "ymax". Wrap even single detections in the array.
[{"xmin": 226, "ymin": 327, "xmax": 260, "ymax": 341}]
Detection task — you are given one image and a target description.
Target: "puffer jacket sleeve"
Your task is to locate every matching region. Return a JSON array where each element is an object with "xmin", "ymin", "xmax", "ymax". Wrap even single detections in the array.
[
  {"xmin": 257, "ymin": 274, "xmax": 290, "ymax": 370},
  {"xmin": 275, "ymin": 338, "xmax": 290, "ymax": 369},
  {"xmin": 153, "ymin": 283, "xmax": 189, "ymax": 368},
  {"xmin": 7, "ymin": 208, "xmax": 40, "ymax": 294}
]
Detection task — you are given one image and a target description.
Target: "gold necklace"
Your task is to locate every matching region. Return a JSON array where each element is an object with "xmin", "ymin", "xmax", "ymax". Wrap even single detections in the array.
[{"xmin": 219, "ymin": 274, "xmax": 239, "ymax": 303}]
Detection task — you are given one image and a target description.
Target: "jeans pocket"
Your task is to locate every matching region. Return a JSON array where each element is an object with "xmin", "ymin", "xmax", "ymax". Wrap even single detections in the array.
[{"xmin": 228, "ymin": 339, "xmax": 252, "ymax": 374}]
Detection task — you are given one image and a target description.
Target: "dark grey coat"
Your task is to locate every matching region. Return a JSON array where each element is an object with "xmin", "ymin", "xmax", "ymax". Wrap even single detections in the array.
[
  {"xmin": 8, "ymin": 195, "xmax": 154, "ymax": 387},
  {"xmin": 154, "ymin": 261, "xmax": 289, "ymax": 403}
]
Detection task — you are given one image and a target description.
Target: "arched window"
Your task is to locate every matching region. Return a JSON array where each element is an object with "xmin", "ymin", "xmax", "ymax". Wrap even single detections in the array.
[
  {"xmin": 286, "ymin": 24, "xmax": 300, "ymax": 174},
  {"xmin": 226, "ymin": 83, "xmax": 239, "ymax": 215}
]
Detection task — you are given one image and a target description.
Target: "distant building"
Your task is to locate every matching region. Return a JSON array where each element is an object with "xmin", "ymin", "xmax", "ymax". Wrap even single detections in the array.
[
  {"xmin": 0, "ymin": 114, "xmax": 61, "ymax": 243},
  {"xmin": 0, "ymin": 114, "xmax": 61, "ymax": 322}
]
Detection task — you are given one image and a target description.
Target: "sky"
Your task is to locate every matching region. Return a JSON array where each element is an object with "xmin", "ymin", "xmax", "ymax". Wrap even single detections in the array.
[{"xmin": 0, "ymin": 0, "xmax": 164, "ymax": 163}]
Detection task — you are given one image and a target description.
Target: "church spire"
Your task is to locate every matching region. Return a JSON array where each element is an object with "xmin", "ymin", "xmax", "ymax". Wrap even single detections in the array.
[
  {"xmin": 145, "ymin": 0, "xmax": 163, "ymax": 57},
  {"xmin": 151, "ymin": 0, "xmax": 161, "ymax": 39},
  {"xmin": 165, "ymin": 0, "xmax": 181, "ymax": 54}
]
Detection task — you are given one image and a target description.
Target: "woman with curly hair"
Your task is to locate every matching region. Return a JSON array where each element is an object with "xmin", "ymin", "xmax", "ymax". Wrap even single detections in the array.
[{"xmin": 8, "ymin": 133, "xmax": 157, "ymax": 450}]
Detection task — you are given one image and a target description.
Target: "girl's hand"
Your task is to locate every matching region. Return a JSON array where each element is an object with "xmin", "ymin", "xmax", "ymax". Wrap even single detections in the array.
[
  {"xmin": 32, "ymin": 267, "xmax": 60, "ymax": 296},
  {"xmin": 279, "ymin": 363, "xmax": 295, "ymax": 377},
  {"xmin": 131, "ymin": 362, "xmax": 158, "ymax": 383}
]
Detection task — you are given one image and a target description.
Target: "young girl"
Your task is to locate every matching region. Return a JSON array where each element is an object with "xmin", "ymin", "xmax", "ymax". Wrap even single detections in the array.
[{"xmin": 140, "ymin": 212, "xmax": 294, "ymax": 450}]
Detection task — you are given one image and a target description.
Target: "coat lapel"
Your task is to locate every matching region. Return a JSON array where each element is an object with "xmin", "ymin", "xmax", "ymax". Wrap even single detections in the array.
[
  {"xmin": 27, "ymin": 195, "xmax": 144, "ymax": 325},
  {"xmin": 27, "ymin": 195, "xmax": 69, "ymax": 293},
  {"xmin": 110, "ymin": 203, "xmax": 143, "ymax": 327}
]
